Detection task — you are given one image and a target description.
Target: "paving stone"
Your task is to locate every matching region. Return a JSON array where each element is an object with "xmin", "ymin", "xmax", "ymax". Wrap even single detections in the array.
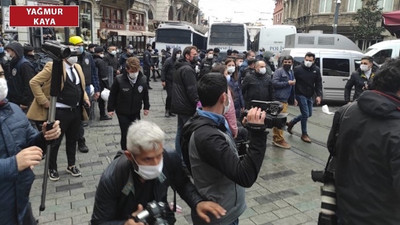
[
  {"xmin": 42, "ymin": 217, "xmax": 72, "ymax": 225},
  {"xmin": 56, "ymin": 207, "xmax": 87, "ymax": 220},
  {"xmin": 260, "ymin": 170, "xmax": 296, "ymax": 180},
  {"xmin": 56, "ymin": 182, "xmax": 84, "ymax": 192},
  {"xmin": 84, "ymin": 191, "xmax": 96, "ymax": 199},
  {"xmin": 250, "ymin": 212, "xmax": 279, "ymax": 225},
  {"xmin": 272, "ymin": 206, "xmax": 301, "ymax": 218}
]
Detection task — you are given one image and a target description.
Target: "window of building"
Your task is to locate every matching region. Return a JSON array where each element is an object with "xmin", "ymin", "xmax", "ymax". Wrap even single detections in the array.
[
  {"xmin": 80, "ymin": 2, "xmax": 92, "ymax": 43},
  {"xmin": 129, "ymin": 12, "xmax": 145, "ymax": 30},
  {"xmin": 378, "ymin": 0, "xmax": 393, "ymax": 12},
  {"xmin": 347, "ymin": 0, "xmax": 362, "ymax": 12},
  {"xmin": 101, "ymin": 6, "xmax": 123, "ymax": 24},
  {"xmin": 319, "ymin": 0, "xmax": 332, "ymax": 13}
]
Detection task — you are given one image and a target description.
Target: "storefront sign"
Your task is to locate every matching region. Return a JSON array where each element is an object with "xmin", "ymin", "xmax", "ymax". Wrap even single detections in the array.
[{"xmin": 9, "ymin": 6, "xmax": 79, "ymax": 27}]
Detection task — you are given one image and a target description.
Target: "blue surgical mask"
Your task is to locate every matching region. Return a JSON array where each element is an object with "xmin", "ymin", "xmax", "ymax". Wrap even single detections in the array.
[
  {"xmin": 79, "ymin": 46, "xmax": 84, "ymax": 54},
  {"xmin": 0, "ymin": 47, "xmax": 3, "ymax": 54}
]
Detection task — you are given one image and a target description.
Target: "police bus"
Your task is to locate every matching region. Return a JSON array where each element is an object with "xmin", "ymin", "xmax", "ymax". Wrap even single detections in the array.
[
  {"xmin": 253, "ymin": 25, "xmax": 297, "ymax": 54},
  {"xmin": 155, "ymin": 22, "xmax": 207, "ymax": 51},
  {"xmin": 207, "ymin": 22, "xmax": 250, "ymax": 56}
]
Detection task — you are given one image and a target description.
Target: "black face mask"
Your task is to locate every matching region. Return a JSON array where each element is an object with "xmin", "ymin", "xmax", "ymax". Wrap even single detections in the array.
[{"xmin": 283, "ymin": 64, "xmax": 291, "ymax": 71}]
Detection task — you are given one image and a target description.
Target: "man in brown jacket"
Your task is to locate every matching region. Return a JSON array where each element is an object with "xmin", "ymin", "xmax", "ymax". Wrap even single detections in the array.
[{"xmin": 28, "ymin": 58, "xmax": 90, "ymax": 181}]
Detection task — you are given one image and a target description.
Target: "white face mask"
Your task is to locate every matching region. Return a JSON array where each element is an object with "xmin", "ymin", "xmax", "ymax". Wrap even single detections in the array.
[
  {"xmin": 0, "ymin": 77, "xmax": 8, "ymax": 101},
  {"xmin": 99, "ymin": 53, "xmax": 104, "ymax": 58},
  {"xmin": 128, "ymin": 72, "xmax": 139, "ymax": 79},
  {"xmin": 67, "ymin": 56, "xmax": 78, "ymax": 65},
  {"xmin": 226, "ymin": 74, "xmax": 231, "ymax": 82},
  {"xmin": 223, "ymin": 95, "xmax": 231, "ymax": 115},
  {"xmin": 208, "ymin": 54, "xmax": 214, "ymax": 59},
  {"xmin": 176, "ymin": 54, "xmax": 181, "ymax": 59},
  {"xmin": 128, "ymin": 49, "xmax": 134, "ymax": 54},
  {"xmin": 304, "ymin": 60, "xmax": 313, "ymax": 68},
  {"xmin": 195, "ymin": 65, "xmax": 200, "ymax": 73},
  {"xmin": 110, "ymin": 50, "xmax": 117, "ymax": 55},
  {"xmin": 238, "ymin": 62, "xmax": 243, "ymax": 67},
  {"xmin": 134, "ymin": 158, "xmax": 163, "ymax": 180},
  {"xmin": 227, "ymin": 66, "xmax": 235, "ymax": 74},
  {"xmin": 259, "ymin": 67, "xmax": 267, "ymax": 75},
  {"xmin": 360, "ymin": 64, "xmax": 370, "ymax": 72},
  {"xmin": 4, "ymin": 52, "xmax": 12, "ymax": 61}
]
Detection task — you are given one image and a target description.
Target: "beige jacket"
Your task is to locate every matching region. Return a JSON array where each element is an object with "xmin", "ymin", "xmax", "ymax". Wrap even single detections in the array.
[{"xmin": 27, "ymin": 61, "xmax": 89, "ymax": 121}]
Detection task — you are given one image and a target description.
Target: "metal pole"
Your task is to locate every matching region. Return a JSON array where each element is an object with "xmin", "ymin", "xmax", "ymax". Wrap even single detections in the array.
[{"xmin": 333, "ymin": 0, "xmax": 341, "ymax": 34}]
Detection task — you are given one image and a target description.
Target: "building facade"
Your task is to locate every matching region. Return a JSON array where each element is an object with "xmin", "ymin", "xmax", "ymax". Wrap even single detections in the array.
[
  {"xmin": 283, "ymin": 0, "xmax": 400, "ymax": 48},
  {"xmin": 273, "ymin": 0, "xmax": 284, "ymax": 25}
]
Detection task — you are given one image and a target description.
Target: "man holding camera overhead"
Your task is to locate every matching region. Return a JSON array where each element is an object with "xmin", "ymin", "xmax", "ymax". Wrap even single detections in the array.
[
  {"xmin": 181, "ymin": 73, "xmax": 268, "ymax": 225},
  {"xmin": 91, "ymin": 120, "xmax": 226, "ymax": 225}
]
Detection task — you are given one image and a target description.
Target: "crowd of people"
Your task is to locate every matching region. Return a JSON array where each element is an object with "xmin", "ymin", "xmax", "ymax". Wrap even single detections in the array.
[{"xmin": 1, "ymin": 35, "xmax": 400, "ymax": 225}]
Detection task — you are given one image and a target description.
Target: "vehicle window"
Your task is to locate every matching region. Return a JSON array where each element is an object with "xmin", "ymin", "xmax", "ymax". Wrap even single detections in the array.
[
  {"xmin": 322, "ymin": 58, "xmax": 349, "ymax": 77},
  {"xmin": 372, "ymin": 49, "xmax": 392, "ymax": 65}
]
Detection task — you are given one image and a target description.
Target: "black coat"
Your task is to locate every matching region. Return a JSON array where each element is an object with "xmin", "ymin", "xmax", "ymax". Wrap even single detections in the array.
[
  {"xmin": 170, "ymin": 59, "xmax": 199, "ymax": 115},
  {"xmin": 90, "ymin": 149, "xmax": 203, "ymax": 225},
  {"xmin": 103, "ymin": 53, "xmax": 119, "ymax": 76},
  {"xmin": 330, "ymin": 90, "xmax": 400, "ymax": 225},
  {"xmin": 293, "ymin": 63, "xmax": 322, "ymax": 98},
  {"xmin": 107, "ymin": 72, "xmax": 150, "ymax": 115},
  {"xmin": 344, "ymin": 69, "xmax": 375, "ymax": 102},
  {"xmin": 94, "ymin": 55, "xmax": 110, "ymax": 89},
  {"xmin": 241, "ymin": 72, "xmax": 274, "ymax": 109}
]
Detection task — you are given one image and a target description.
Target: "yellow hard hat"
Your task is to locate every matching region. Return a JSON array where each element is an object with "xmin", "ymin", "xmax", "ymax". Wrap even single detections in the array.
[{"xmin": 69, "ymin": 36, "xmax": 84, "ymax": 45}]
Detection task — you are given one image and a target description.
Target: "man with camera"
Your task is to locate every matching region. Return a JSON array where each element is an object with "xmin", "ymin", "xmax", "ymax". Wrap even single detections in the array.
[
  {"xmin": 181, "ymin": 73, "xmax": 268, "ymax": 225},
  {"xmin": 326, "ymin": 58, "xmax": 400, "ymax": 224},
  {"xmin": 91, "ymin": 120, "xmax": 226, "ymax": 225}
]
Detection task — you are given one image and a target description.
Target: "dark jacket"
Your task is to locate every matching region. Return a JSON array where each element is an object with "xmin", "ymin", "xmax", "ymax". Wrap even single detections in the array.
[
  {"xmin": 0, "ymin": 101, "xmax": 46, "ymax": 225},
  {"xmin": 94, "ymin": 55, "xmax": 110, "ymax": 90},
  {"xmin": 91, "ymin": 149, "xmax": 203, "ymax": 225},
  {"xmin": 181, "ymin": 111, "xmax": 267, "ymax": 224},
  {"xmin": 228, "ymin": 78, "xmax": 245, "ymax": 118},
  {"xmin": 103, "ymin": 52, "xmax": 119, "ymax": 76},
  {"xmin": 331, "ymin": 90, "xmax": 400, "ymax": 225},
  {"xmin": 199, "ymin": 57, "xmax": 214, "ymax": 78},
  {"xmin": 5, "ymin": 42, "xmax": 35, "ymax": 106},
  {"xmin": 241, "ymin": 72, "xmax": 275, "ymax": 109},
  {"xmin": 170, "ymin": 59, "xmax": 199, "ymax": 115},
  {"xmin": 344, "ymin": 69, "xmax": 375, "ymax": 102},
  {"xmin": 272, "ymin": 67, "xmax": 295, "ymax": 103},
  {"xmin": 78, "ymin": 51, "xmax": 100, "ymax": 92},
  {"xmin": 143, "ymin": 50, "xmax": 153, "ymax": 69},
  {"xmin": 107, "ymin": 71, "xmax": 150, "ymax": 115},
  {"xmin": 161, "ymin": 48, "xmax": 179, "ymax": 83},
  {"xmin": 293, "ymin": 63, "xmax": 322, "ymax": 98}
]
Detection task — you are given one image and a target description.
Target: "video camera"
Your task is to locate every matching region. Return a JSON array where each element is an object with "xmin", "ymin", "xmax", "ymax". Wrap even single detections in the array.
[
  {"xmin": 241, "ymin": 100, "xmax": 287, "ymax": 129},
  {"xmin": 42, "ymin": 41, "xmax": 80, "ymax": 60},
  {"xmin": 134, "ymin": 201, "xmax": 169, "ymax": 225}
]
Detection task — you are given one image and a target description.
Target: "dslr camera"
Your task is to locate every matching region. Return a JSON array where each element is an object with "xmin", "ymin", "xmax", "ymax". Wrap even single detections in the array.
[
  {"xmin": 42, "ymin": 41, "xmax": 81, "ymax": 60},
  {"xmin": 134, "ymin": 201, "xmax": 169, "ymax": 225},
  {"xmin": 242, "ymin": 100, "xmax": 287, "ymax": 129}
]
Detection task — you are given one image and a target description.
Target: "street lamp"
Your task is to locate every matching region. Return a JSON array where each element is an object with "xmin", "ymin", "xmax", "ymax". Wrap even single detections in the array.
[{"xmin": 333, "ymin": 0, "xmax": 341, "ymax": 34}]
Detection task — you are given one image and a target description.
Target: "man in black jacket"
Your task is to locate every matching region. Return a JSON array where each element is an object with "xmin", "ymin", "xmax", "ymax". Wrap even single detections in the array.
[
  {"xmin": 161, "ymin": 48, "xmax": 181, "ymax": 118},
  {"xmin": 103, "ymin": 45, "xmax": 120, "ymax": 77},
  {"xmin": 143, "ymin": 44, "xmax": 154, "ymax": 89},
  {"xmin": 170, "ymin": 46, "xmax": 199, "ymax": 159},
  {"xmin": 4, "ymin": 42, "xmax": 35, "ymax": 112},
  {"xmin": 286, "ymin": 52, "xmax": 322, "ymax": 143},
  {"xmin": 344, "ymin": 56, "xmax": 375, "ymax": 103},
  {"xmin": 327, "ymin": 58, "xmax": 400, "ymax": 225},
  {"xmin": 91, "ymin": 120, "xmax": 226, "ymax": 225},
  {"xmin": 93, "ymin": 46, "xmax": 112, "ymax": 120},
  {"xmin": 181, "ymin": 73, "xmax": 267, "ymax": 225},
  {"xmin": 107, "ymin": 57, "xmax": 150, "ymax": 150},
  {"xmin": 199, "ymin": 48, "xmax": 215, "ymax": 79}
]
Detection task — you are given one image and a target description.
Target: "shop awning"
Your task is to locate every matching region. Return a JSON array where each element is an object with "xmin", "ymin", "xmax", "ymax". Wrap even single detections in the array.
[
  {"xmin": 141, "ymin": 31, "xmax": 155, "ymax": 37},
  {"xmin": 107, "ymin": 29, "xmax": 143, "ymax": 36},
  {"xmin": 382, "ymin": 10, "xmax": 400, "ymax": 38}
]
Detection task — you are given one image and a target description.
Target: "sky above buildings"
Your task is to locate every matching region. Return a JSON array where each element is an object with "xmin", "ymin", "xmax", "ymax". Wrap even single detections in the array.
[{"xmin": 198, "ymin": 0, "xmax": 275, "ymax": 25}]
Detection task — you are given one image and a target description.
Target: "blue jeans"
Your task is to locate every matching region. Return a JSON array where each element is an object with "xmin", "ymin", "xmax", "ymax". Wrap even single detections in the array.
[
  {"xmin": 291, "ymin": 95, "xmax": 313, "ymax": 135},
  {"xmin": 175, "ymin": 114, "xmax": 191, "ymax": 158}
]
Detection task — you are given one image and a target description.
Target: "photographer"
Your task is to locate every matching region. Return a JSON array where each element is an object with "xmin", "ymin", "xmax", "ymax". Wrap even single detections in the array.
[
  {"xmin": 327, "ymin": 58, "xmax": 400, "ymax": 224},
  {"xmin": 181, "ymin": 73, "xmax": 268, "ymax": 225},
  {"xmin": 91, "ymin": 120, "xmax": 226, "ymax": 225}
]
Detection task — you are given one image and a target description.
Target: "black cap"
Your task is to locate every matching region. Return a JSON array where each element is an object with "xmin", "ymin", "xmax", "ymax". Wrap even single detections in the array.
[
  {"xmin": 88, "ymin": 43, "xmax": 97, "ymax": 49},
  {"xmin": 213, "ymin": 48, "xmax": 220, "ymax": 53},
  {"xmin": 24, "ymin": 45, "xmax": 34, "ymax": 53},
  {"xmin": 94, "ymin": 46, "xmax": 104, "ymax": 53}
]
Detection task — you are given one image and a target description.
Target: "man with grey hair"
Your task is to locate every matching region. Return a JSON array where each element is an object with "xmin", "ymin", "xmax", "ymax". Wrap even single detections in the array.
[{"xmin": 91, "ymin": 120, "xmax": 226, "ymax": 225}]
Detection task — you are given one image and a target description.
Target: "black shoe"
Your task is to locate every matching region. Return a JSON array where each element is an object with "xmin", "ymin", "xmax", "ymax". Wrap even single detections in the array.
[
  {"xmin": 169, "ymin": 112, "xmax": 176, "ymax": 117},
  {"xmin": 48, "ymin": 169, "xmax": 59, "ymax": 181},
  {"xmin": 148, "ymin": 86, "xmax": 153, "ymax": 90},
  {"xmin": 100, "ymin": 115, "xmax": 112, "ymax": 121},
  {"xmin": 78, "ymin": 142, "xmax": 89, "ymax": 153},
  {"xmin": 66, "ymin": 166, "xmax": 82, "ymax": 177},
  {"xmin": 286, "ymin": 122, "xmax": 294, "ymax": 135}
]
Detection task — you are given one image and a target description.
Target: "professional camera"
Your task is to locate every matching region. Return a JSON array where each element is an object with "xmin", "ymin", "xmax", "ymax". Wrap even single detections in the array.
[
  {"xmin": 134, "ymin": 201, "xmax": 169, "ymax": 225},
  {"xmin": 312, "ymin": 162, "xmax": 337, "ymax": 224},
  {"xmin": 241, "ymin": 100, "xmax": 287, "ymax": 129},
  {"xmin": 42, "ymin": 41, "xmax": 81, "ymax": 60}
]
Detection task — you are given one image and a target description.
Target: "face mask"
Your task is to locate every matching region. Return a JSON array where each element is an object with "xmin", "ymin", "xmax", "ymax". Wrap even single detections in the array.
[
  {"xmin": 99, "ymin": 53, "xmax": 104, "ymax": 58},
  {"xmin": 283, "ymin": 64, "xmax": 291, "ymax": 71},
  {"xmin": 195, "ymin": 65, "xmax": 200, "ymax": 73},
  {"xmin": 208, "ymin": 54, "xmax": 214, "ymax": 59},
  {"xmin": 223, "ymin": 95, "xmax": 231, "ymax": 115},
  {"xmin": 0, "ymin": 47, "xmax": 4, "ymax": 54},
  {"xmin": 67, "ymin": 56, "xmax": 78, "ymax": 65},
  {"xmin": 227, "ymin": 66, "xmax": 235, "ymax": 74},
  {"xmin": 226, "ymin": 74, "xmax": 231, "ymax": 82},
  {"xmin": 0, "ymin": 77, "xmax": 8, "ymax": 102},
  {"xmin": 134, "ymin": 158, "xmax": 163, "ymax": 180},
  {"xmin": 304, "ymin": 61, "xmax": 313, "ymax": 68},
  {"xmin": 78, "ymin": 46, "xmax": 84, "ymax": 54},
  {"xmin": 128, "ymin": 72, "xmax": 139, "ymax": 79},
  {"xmin": 238, "ymin": 62, "xmax": 243, "ymax": 67},
  {"xmin": 128, "ymin": 49, "xmax": 134, "ymax": 54},
  {"xmin": 110, "ymin": 50, "xmax": 117, "ymax": 56},
  {"xmin": 5, "ymin": 51, "xmax": 12, "ymax": 61},
  {"xmin": 259, "ymin": 67, "xmax": 267, "ymax": 75},
  {"xmin": 176, "ymin": 54, "xmax": 181, "ymax": 59},
  {"xmin": 360, "ymin": 64, "xmax": 370, "ymax": 72}
]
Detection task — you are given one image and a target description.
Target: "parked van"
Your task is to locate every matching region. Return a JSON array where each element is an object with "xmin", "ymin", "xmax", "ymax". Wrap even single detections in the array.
[
  {"xmin": 281, "ymin": 48, "xmax": 366, "ymax": 102},
  {"xmin": 365, "ymin": 40, "xmax": 400, "ymax": 66}
]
